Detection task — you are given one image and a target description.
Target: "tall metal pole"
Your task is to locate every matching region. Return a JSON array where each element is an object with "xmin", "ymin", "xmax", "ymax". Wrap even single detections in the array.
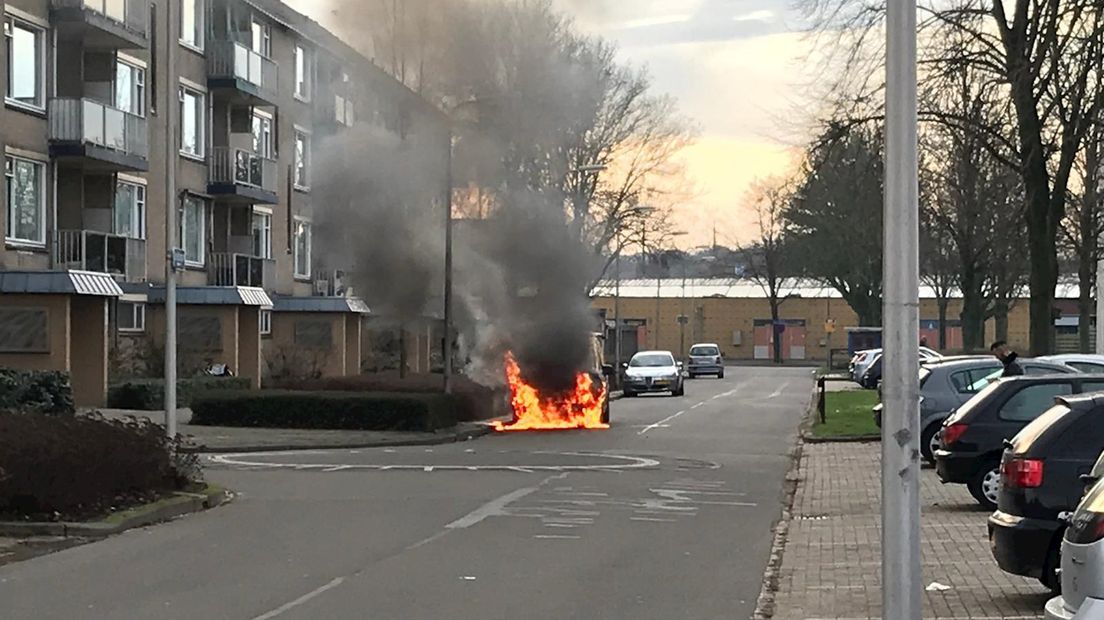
[
  {"xmin": 679, "ymin": 264, "xmax": 687, "ymax": 359},
  {"xmin": 164, "ymin": 29, "xmax": 178, "ymax": 439},
  {"xmin": 883, "ymin": 0, "xmax": 922, "ymax": 616},
  {"xmin": 443, "ymin": 134, "xmax": 454, "ymax": 394},
  {"xmin": 614, "ymin": 237, "xmax": 623, "ymax": 387}
]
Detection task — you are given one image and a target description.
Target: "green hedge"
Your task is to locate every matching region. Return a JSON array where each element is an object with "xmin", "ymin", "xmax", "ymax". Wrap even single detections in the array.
[
  {"xmin": 0, "ymin": 369, "xmax": 74, "ymax": 416},
  {"xmin": 107, "ymin": 377, "xmax": 252, "ymax": 410},
  {"xmin": 190, "ymin": 390, "xmax": 458, "ymax": 431}
]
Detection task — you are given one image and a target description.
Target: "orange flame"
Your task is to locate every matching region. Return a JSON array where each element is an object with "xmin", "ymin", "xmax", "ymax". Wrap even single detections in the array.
[{"xmin": 493, "ymin": 353, "xmax": 609, "ymax": 431}]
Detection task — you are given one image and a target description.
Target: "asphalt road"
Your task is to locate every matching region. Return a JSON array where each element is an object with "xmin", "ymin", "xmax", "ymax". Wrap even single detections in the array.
[{"xmin": 0, "ymin": 366, "xmax": 812, "ymax": 620}]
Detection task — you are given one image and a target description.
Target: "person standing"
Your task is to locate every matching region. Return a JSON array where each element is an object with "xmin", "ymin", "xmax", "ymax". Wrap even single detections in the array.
[{"xmin": 990, "ymin": 341, "xmax": 1024, "ymax": 377}]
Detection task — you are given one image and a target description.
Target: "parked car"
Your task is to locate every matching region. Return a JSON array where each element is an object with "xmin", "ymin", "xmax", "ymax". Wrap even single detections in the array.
[
  {"xmin": 851, "ymin": 346, "xmax": 941, "ymax": 385},
  {"xmin": 1037, "ymin": 354, "xmax": 1104, "ymax": 374},
  {"xmin": 988, "ymin": 394, "xmax": 1104, "ymax": 591},
  {"xmin": 860, "ymin": 349, "xmax": 944, "ymax": 389},
  {"xmin": 622, "ymin": 351, "xmax": 685, "ymax": 397},
  {"xmin": 587, "ymin": 332, "xmax": 614, "ymax": 424},
  {"xmin": 1044, "ymin": 452, "xmax": 1104, "ymax": 619},
  {"xmin": 687, "ymin": 343, "xmax": 724, "ymax": 379},
  {"xmin": 936, "ymin": 372, "xmax": 1098, "ymax": 509},
  {"xmin": 873, "ymin": 357, "xmax": 1068, "ymax": 463}
]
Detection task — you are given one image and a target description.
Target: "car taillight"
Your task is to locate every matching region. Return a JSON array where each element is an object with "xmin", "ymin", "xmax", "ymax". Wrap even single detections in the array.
[
  {"xmin": 1002, "ymin": 458, "xmax": 1045, "ymax": 489},
  {"xmin": 1067, "ymin": 511, "xmax": 1104, "ymax": 544},
  {"xmin": 942, "ymin": 423, "xmax": 969, "ymax": 446}
]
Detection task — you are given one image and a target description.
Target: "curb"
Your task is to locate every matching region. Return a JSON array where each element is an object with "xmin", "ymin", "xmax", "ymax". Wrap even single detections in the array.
[
  {"xmin": 802, "ymin": 433, "xmax": 881, "ymax": 443},
  {"xmin": 0, "ymin": 486, "xmax": 231, "ymax": 539},
  {"xmin": 182, "ymin": 422, "xmax": 496, "ymax": 454}
]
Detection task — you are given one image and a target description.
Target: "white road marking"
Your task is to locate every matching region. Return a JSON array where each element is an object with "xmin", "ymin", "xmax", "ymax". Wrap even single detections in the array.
[
  {"xmin": 534, "ymin": 535, "xmax": 580, "ymax": 540},
  {"xmin": 209, "ymin": 452, "xmax": 660, "ymax": 473},
  {"xmin": 630, "ymin": 517, "xmax": 678, "ymax": 523},
  {"xmin": 251, "ymin": 577, "xmax": 345, "ymax": 620},
  {"xmin": 767, "ymin": 382, "xmax": 790, "ymax": 398},
  {"xmin": 445, "ymin": 487, "xmax": 545, "ymax": 529},
  {"xmin": 638, "ymin": 410, "xmax": 687, "ymax": 434}
]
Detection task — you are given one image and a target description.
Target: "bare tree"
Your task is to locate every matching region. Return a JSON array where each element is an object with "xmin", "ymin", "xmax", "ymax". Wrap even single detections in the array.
[
  {"xmin": 741, "ymin": 178, "xmax": 796, "ymax": 363},
  {"xmin": 1061, "ymin": 119, "xmax": 1104, "ymax": 352},
  {"xmin": 799, "ymin": 0, "xmax": 1104, "ymax": 354}
]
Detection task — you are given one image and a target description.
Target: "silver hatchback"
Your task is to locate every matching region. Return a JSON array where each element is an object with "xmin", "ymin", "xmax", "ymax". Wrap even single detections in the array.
[{"xmin": 1045, "ymin": 452, "xmax": 1104, "ymax": 619}]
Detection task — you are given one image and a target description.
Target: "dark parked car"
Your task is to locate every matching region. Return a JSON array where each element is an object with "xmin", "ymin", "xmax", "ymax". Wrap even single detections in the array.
[
  {"xmin": 988, "ymin": 393, "xmax": 1104, "ymax": 591},
  {"xmin": 936, "ymin": 374, "xmax": 1104, "ymax": 509},
  {"xmin": 873, "ymin": 357, "xmax": 1072, "ymax": 463}
]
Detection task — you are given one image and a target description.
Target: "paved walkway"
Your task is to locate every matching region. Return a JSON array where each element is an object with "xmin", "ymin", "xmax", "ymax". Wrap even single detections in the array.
[{"xmin": 771, "ymin": 442, "xmax": 1050, "ymax": 619}]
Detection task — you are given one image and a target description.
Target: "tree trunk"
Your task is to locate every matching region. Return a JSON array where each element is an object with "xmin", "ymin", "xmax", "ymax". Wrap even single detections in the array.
[
  {"xmin": 960, "ymin": 280, "xmax": 986, "ymax": 352},
  {"xmin": 1080, "ymin": 260, "xmax": 1094, "ymax": 353},
  {"xmin": 994, "ymin": 301, "xmax": 1010, "ymax": 343},
  {"xmin": 937, "ymin": 296, "xmax": 949, "ymax": 350},
  {"xmin": 770, "ymin": 298, "xmax": 782, "ymax": 364}
]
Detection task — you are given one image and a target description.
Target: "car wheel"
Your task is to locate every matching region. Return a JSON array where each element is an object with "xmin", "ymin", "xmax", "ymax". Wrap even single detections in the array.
[
  {"xmin": 688, "ymin": 373, "xmax": 696, "ymax": 379},
  {"xmin": 718, "ymin": 370, "xmax": 725, "ymax": 379},
  {"xmin": 673, "ymin": 383, "xmax": 685, "ymax": 397},
  {"xmin": 1040, "ymin": 538, "xmax": 1062, "ymax": 593},
  {"xmin": 624, "ymin": 391, "xmax": 637, "ymax": 398},
  {"xmin": 920, "ymin": 422, "xmax": 941, "ymax": 464},
  {"xmin": 967, "ymin": 461, "xmax": 1001, "ymax": 510},
  {"xmin": 601, "ymin": 401, "xmax": 611, "ymax": 424}
]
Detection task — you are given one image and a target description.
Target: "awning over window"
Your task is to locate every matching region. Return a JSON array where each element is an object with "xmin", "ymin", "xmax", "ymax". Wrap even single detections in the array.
[
  {"xmin": 147, "ymin": 286, "xmax": 273, "ymax": 307},
  {"xmin": 0, "ymin": 271, "xmax": 124, "ymax": 297},
  {"xmin": 272, "ymin": 296, "xmax": 370, "ymax": 314}
]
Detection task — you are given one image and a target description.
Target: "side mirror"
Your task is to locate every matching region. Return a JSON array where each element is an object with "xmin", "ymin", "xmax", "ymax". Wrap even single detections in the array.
[
  {"xmin": 677, "ymin": 361, "xmax": 684, "ymax": 369},
  {"xmin": 621, "ymin": 362, "xmax": 629, "ymax": 370}
]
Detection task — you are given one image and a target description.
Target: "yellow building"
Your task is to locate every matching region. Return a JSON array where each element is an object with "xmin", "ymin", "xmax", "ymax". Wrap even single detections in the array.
[{"xmin": 590, "ymin": 279, "xmax": 1051, "ymax": 363}]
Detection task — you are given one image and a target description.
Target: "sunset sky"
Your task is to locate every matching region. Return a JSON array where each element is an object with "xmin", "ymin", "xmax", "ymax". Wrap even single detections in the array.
[{"xmin": 289, "ymin": 0, "xmax": 815, "ymax": 249}]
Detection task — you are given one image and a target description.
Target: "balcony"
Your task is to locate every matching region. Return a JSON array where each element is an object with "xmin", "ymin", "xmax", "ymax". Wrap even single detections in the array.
[
  {"xmin": 55, "ymin": 230, "xmax": 146, "ymax": 282},
  {"xmin": 208, "ymin": 41, "xmax": 278, "ymax": 107},
  {"xmin": 209, "ymin": 253, "xmax": 274, "ymax": 288},
  {"xmin": 51, "ymin": 0, "xmax": 149, "ymax": 49},
  {"xmin": 208, "ymin": 148, "xmax": 279, "ymax": 205},
  {"xmin": 48, "ymin": 98, "xmax": 148, "ymax": 171}
]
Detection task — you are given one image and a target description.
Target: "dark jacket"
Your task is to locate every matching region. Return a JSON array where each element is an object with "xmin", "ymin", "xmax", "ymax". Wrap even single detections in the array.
[{"xmin": 1001, "ymin": 352, "xmax": 1025, "ymax": 377}]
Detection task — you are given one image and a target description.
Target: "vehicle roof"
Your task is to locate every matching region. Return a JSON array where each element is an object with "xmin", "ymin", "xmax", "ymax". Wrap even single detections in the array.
[
  {"xmin": 1057, "ymin": 392, "xmax": 1104, "ymax": 410},
  {"xmin": 922, "ymin": 355, "xmax": 991, "ymax": 365},
  {"xmin": 689, "ymin": 343, "xmax": 720, "ymax": 348},
  {"xmin": 633, "ymin": 350, "xmax": 675, "ymax": 357},
  {"xmin": 1038, "ymin": 354, "xmax": 1104, "ymax": 363},
  {"xmin": 925, "ymin": 357, "xmax": 1067, "ymax": 371}
]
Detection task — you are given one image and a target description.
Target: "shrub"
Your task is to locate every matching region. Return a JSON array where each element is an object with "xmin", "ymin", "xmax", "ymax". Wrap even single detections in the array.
[
  {"xmin": 191, "ymin": 390, "xmax": 458, "ymax": 431},
  {"xmin": 0, "ymin": 369, "xmax": 75, "ymax": 416},
  {"xmin": 107, "ymin": 377, "xmax": 252, "ymax": 410},
  {"xmin": 0, "ymin": 412, "xmax": 199, "ymax": 520},
  {"xmin": 270, "ymin": 372, "xmax": 504, "ymax": 422}
]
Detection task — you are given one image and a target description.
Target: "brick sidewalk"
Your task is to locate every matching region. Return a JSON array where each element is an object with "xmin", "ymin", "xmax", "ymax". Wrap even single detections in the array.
[{"xmin": 770, "ymin": 442, "xmax": 1050, "ymax": 619}]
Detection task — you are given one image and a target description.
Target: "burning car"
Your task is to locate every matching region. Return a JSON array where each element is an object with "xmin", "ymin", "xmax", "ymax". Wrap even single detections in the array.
[{"xmin": 494, "ymin": 333, "xmax": 613, "ymax": 431}]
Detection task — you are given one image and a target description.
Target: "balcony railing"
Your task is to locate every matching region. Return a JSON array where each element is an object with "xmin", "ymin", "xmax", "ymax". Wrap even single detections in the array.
[
  {"xmin": 208, "ymin": 40, "xmax": 278, "ymax": 102},
  {"xmin": 209, "ymin": 147, "xmax": 277, "ymax": 193},
  {"xmin": 55, "ymin": 230, "xmax": 146, "ymax": 281},
  {"xmin": 48, "ymin": 98, "xmax": 148, "ymax": 160},
  {"xmin": 52, "ymin": 0, "xmax": 149, "ymax": 39},
  {"xmin": 209, "ymin": 253, "xmax": 273, "ymax": 288}
]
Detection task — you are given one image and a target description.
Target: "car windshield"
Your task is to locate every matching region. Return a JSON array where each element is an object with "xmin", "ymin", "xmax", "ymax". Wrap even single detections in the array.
[
  {"xmin": 1010, "ymin": 404, "xmax": 1071, "ymax": 453},
  {"xmin": 630, "ymin": 354, "xmax": 674, "ymax": 368},
  {"xmin": 945, "ymin": 380, "xmax": 1004, "ymax": 425},
  {"xmin": 690, "ymin": 346, "xmax": 719, "ymax": 356}
]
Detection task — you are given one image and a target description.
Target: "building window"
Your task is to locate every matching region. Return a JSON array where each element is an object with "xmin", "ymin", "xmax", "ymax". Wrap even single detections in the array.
[
  {"xmin": 180, "ymin": 0, "xmax": 204, "ymax": 50},
  {"xmin": 118, "ymin": 302, "xmax": 146, "ymax": 333},
  {"xmin": 252, "ymin": 112, "xmax": 273, "ymax": 159},
  {"xmin": 251, "ymin": 18, "xmax": 271, "ymax": 57},
  {"xmin": 294, "ymin": 44, "xmax": 311, "ymax": 101},
  {"xmin": 252, "ymin": 210, "xmax": 272, "ymax": 259},
  {"xmin": 335, "ymin": 94, "xmax": 355, "ymax": 127},
  {"xmin": 294, "ymin": 219, "xmax": 312, "ymax": 279},
  {"xmin": 5, "ymin": 155, "xmax": 45, "ymax": 246},
  {"xmin": 179, "ymin": 195, "xmax": 206, "ymax": 266},
  {"xmin": 4, "ymin": 16, "xmax": 45, "ymax": 110},
  {"xmin": 179, "ymin": 86, "xmax": 205, "ymax": 158},
  {"xmin": 259, "ymin": 309, "xmax": 272, "ymax": 336},
  {"xmin": 114, "ymin": 181, "xmax": 146, "ymax": 240},
  {"xmin": 115, "ymin": 60, "xmax": 146, "ymax": 117},
  {"xmin": 294, "ymin": 130, "xmax": 310, "ymax": 189}
]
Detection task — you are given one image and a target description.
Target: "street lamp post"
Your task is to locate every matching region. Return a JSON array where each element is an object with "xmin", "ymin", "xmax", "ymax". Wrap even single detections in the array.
[{"xmin": 883, "ymin": 0, "xmax": 922, "ymax": 616}]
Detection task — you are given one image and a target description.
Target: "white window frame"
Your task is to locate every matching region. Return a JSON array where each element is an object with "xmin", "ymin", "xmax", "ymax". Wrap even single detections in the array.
[
  {"xmin": 294, "ymin": 128, "xmax": 311, "ymax": 190},
  {"xmin": 252, "ymin": 111, "xmax": 274, "ymax": 159},
  {"xmin": 179, "ymin": 84, "xmax": 206, "ymax": 160},
  {"xmin": 251, "ymin": 17, "xmax": 271, "ymax": 58},
  {"xmin": 115, "ymin": 58, "xmax": 146, "ymax": 118},
  {"xmin": 294, "ymin": 44, "xmax": 312, "ymax": 102},
  {"xmin": 5, "ymin": 154, "xmax": 47, "ymax": 247},
  {"xmin": 179, "ymin": 195, "xmax": 207, "ymax": 267},
  {"xmin": 4, "ymin": 13, "xmax": 47, "ymax": 113},
  {"xmin": 251, "ymin": 208, "xmax": 272, "ymax": 259},
  {"xmin": 114, "ymin": 180, "xmax": 147, "ymax": 240},
  {"xmin": 259, "ymin": 309, "xmax": 272, "ymax": 336},
  {"xmin": 117, "ymin": 301, "xmax": 146, "ymax": 334},
  {"xmin": 293, "ymin": 218, "xmax": 312, "ymax": 280},
  {"xmin": 179, "ymin": 0, "xmax": 205, "ymax": 52}
]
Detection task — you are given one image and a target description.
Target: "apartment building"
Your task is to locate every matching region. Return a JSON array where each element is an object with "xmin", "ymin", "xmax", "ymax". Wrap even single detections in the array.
[{"xmin": 1, "ymin": 0, "xmax": 450, "ymax": 405}]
